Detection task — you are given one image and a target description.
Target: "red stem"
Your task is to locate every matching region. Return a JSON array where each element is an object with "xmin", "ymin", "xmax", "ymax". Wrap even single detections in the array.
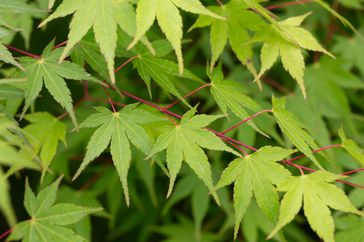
[
  {"xmin": 220, "ymin": 136, "xmax": 248, "ymax": 156},
  {"xmin": 284, "ymin": 144, "xmax": 342, "ymax": 163},
  {"xmin": 266, "ymin": 0, "xmax": 313, "ymax": 10},
  {"xmin": 0, "ymin": 228, "xmax": 12, "ymax": 240},
  {"xmin": 164, "ymin": 83, "xmax": 212, "ymax": 109},
  {"xmin": 342, "ymin": 168, "xmax": 364, "ymax": 176},
  {"xmin": 102, "ymin": 82, "xmax": 117, "ymax": 113},
  {"xmin": 53, "ymin": 40, "xmax": 68, "ymax": 49},
  {"xmin": 115, "ymin": 55, "xmax": 139, "ymax": 73},
  {"xmin": 5, "ymin": 45, "xmax": 39, "ymax": 59},
  {"xmin": 221, "ymin": 109, "xmax": 272, "ymax": 135}
]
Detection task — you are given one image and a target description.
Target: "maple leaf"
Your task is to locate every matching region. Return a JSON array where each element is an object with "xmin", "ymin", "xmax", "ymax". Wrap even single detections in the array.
[
  {"xmin": 39, "ymin": 0, "xmax": 152, "ymax": 84},
  {"xmin": 209, "ymin": 65, "xmax": 266, "ymax": 135},
  {"xmin": 272, "ymin": 96, "xmax": 322, "ymax": 169},
  {"xmin": 0, "ymin": 167, "xmax": 15, "ymax": 226},
  {"xmin": 0, "ymin": 0, "xmax": 43, "ymax": 14},
  {"xmin": 128, "ymin": 0, "xmax": 224, "ymax": 75},
  {"xmin": 268, "ymin": 171, "xmax": 363, "ymax": 242},
  {"xmin": 23, "ymin": 112, "xmax": 66, "ymax": 179},
  {"xmin": 216, "ymin": 146, "xmax": 295, "ymax": 239},
  {"xmin": 0, "ymin": 44, "xmax": 23, "ymax": 70},
  {"xmin": 148, "ymin": 108, "xmax": 240, "ymax": 204},
  {"xmin": 0, "ymin": 117, "xmax": 38, "ymax": 173},
  {"xmin": 339, "ymin": 128, "xmax": 364, "ymax": 167},
  {"xmin": 72, "ymin": 104, "xmax": 163, "ymax": 206},
  {"xmin": 190, "ymin": 0, "xmax": 264, "ymax": 73},
  {"xmin": 132, "ymin": 40, "xmax": 201, "ymax": 99},
  {"xmin": 253, "ymin": 13, "xmax": 332, "ymax": 98},
  {"xmin": 7, "ymin": 177, "xmax": 101, "ymax": 242},
  {"xmin": 19, "ymin": 41, "xmax": 99, "ymax": 128}
]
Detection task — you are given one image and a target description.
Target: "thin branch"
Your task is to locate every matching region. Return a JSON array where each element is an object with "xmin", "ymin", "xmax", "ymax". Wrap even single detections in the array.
[
  {"xmin": 5, "ymin": 45, "xmax": 39, "ymax": 59},
  {"xmin": 216, "ymin": 0, "xmax": 223, "ymax": 6},
  {"xmin": 337, "ymin": 180, "xmax": 364, "ymax": 189},
  {"xmin": 102, "ymin": 82, "xmax": 117, "ymax": 113},
  {"xmin": 53, "ymin": 40, "xmax": 68, "ymax": 50},
  {"xmin": 0, "ymin": 228, "xmax": 12, "ymax": 240},
  {"xmin": 220, "ymin": 109, "xmax": 272, "ymax": 135},
  {"xmin": 285, "ymin": 144, "xmax": 342, "ymax": 163},
  {"xmin": 164, "ymin": 83, "xmax": 212, "ymax": 110},
  {"xmin": 342, "ymin": 168, "xmax": 364, "ymax": 176},
  {"xmin": 220, "ymin": 136, "xmax": 248, "ymax": 156},
  {"xmin": 115, "ymin": 55, "xmax": 139, "ymax": 73}
]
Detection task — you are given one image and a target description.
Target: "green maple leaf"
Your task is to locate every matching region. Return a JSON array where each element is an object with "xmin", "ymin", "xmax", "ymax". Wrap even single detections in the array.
[
  {"xmin": 148, "ymin": 108, "xmax": 239, "ymax": 203},
  {"xmin": 128, "ymin": 0, "xmax": 224, "ymax": 75},
  {"xmin": 0, "ymin": 44, "xmax": 23, "ymax": 70},
  {"xmin": 268, "ymin": 171, "xmax": 363, "ymax": 242},
  {"xmin": 190, "ymin": 0, "xmax": 264, "ymax": 73},
  {"xmin": 0, "ymin": 0, "xmax": 43, "ymax": 14},
  {"xmin": 7, "ymin": 177, "xmax": 102, "ymax": 242},
  {"xmin": 132, "ymin": 40, "xmax": 201, "ymax": 99},
  {"xmin": 209, "ymin": 65, "xmax": 265, "ymax": 135},
  {"xmin": 215, "ymin": 146, "xmax": 295, "ymax": 239},
  {"xmin": 272, "ymin": 96, "xmax": 322, "ymax": 169},
  {"xmin": 23, "ymin": 112, "xmax": 66, "ymax": 178},
  {"xmin": 254, "ymin": 13, "xmax": 332, "ymax": 98},
  {"xmin": 19, "ymin": 41, "xmax": 98, "ymax": 128},
  {"xmin": 39, "ymin": 0, "xmax": 152, "ymax": 84},
  {"xmin": 339, "ymin": 128, "xmax": 364, "ymax": 167},
  {"xmin": 72, "ymin": 104, "xmax": 163, "ymax": 206},
  {"xmin": 0, "ymin": 117, "xmax": 38, "ymax": 173},
  {"xmin": 0, "ymin": 167, "xmax": 15, "ymax": 226}
]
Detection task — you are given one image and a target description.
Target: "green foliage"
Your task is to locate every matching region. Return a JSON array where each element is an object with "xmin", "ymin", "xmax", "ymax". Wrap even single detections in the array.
[
  {"xmin": 269, "ymin": 171, "xmax": 362, "ymax": 241},
  {"xmin": 19, "ymin": 41, "xmax": 97, "ymax": 127},
  {"xmin": 74, "ymin": 104, "xmax": 162, "ymax": 205},
  {"xmin": 8, "ymin": 177, "xmax": 101, "ymax": 242},
  {"xmin": 1, "ymin": 0, "xmax": 364, "ymax": 241},
  {"xmin": 148, "ymin": 108, "xmax": 238, "ymax": 201},
  {"xmin": 216, "ymin": 146, "xmax": 295, "ymax": 238}
]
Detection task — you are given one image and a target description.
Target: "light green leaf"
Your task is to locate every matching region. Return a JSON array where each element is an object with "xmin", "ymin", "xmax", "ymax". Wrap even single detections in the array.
[
  {"xmin": 149, "ymin": 110, "xmax": 238, "ymax": 203},
  {"xmin": 20, "ymin": 41, "xmax": 97, "ymax": 128},
  {"xmin": 0, "ymin": 0, "xmax": 44, "ymax": 13},
  {"xmin": 0, "ymin": 168, "xmax": 16, "ymax": 226},
  {"xmin": 0, "ymin": 44, "xmax": 23, "ymax": 70},
  {"xmin": 268, "ymin": 171, "xmax": 362, "ymax": 241},
  {"xmin": 129, "ymin": 0, "xmax": 223, "ymax": 75},
  {"xmin": 37, "ymin": 203, "xmax": 101, "ymax": 225},
  {"xmin": 339, "ymin": 128, "xmax": 364, "ymax": 167},
  {"xmin": 73, "ymin": 105, "xmax": 162, "ymax": 205},
  {"xmin": 272, "ymin": 96, "xmax": 321, "ymax": 169},
  {"xmin": 23, "ymin": 112, "xmax": 66, "ymax": 177},
  {"xmin": 110, "ymin": 118, "xmax": 131, "ymax": 206},
  {"xmin": 39, "ymin": 0, "xmax": 147, "ymax": 84},
  {"xmin": 133, "ymin": 49, "xmax": 200, "ymax": 99},
  {"xmin": 209, "ymin": 65, "xmax": 265, "ymax": 135},
  {"xmin": 216, "ymin": 146, "xmax": 295, "ymax": 239},
  {"xmin": 9, "ymin": 177, "xmax": 101, "ymax": 242},
  {"xmin": 191, "ymin": 1, "xmax": 264, "ymax": 71},
  {"xmin": 254, "ymin": 13, "xmax": 331, "ymax": 98}
]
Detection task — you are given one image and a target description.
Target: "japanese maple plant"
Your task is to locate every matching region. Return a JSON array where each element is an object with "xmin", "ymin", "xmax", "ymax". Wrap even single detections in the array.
[{"xmin": 1, "ymin": 0, "xmax": 364, "ymax": 241}]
